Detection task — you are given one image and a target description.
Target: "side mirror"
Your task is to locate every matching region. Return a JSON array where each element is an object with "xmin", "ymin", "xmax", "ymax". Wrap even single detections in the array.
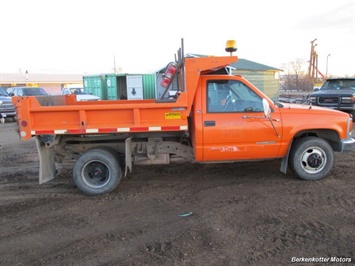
[
  {"xmin": 262, "ymin": 98, "xmax": 271, "ymax": 117},
  {"xmin": 9, "ymin": 93, "xmax": 14, "ymax": 96}
]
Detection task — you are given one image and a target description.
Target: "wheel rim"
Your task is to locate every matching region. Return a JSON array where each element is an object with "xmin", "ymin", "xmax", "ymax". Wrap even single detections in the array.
[
  {"xmin": 300, "ymin": 146, "xmax": 327, "ymax": 174},
  {"xmin": 81, "ymin": 160, "xmax": 111, "ymax": 189}
]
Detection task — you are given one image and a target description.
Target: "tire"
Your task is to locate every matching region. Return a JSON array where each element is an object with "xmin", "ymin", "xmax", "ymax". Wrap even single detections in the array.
[
  {"xmin": 73, "ymin": 148, "xmax": 122, "ymax": 196},
  {"xmin": 289, "ymin": 137, "xmax": 334, "ymax": 181}
]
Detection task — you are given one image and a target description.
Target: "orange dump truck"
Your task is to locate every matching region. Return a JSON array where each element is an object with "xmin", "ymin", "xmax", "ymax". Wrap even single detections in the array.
[{"xmin": 13, "ymin": 40, "xmax": 355, "ymax": 195}]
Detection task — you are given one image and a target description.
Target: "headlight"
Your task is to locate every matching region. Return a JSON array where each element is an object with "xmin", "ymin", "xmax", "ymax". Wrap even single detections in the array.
[
  {"xmin": 310, "ymin": 97, "xmax": 317, "ymax": 103},
  {"xmin": 341, "ymin": 96, "xmax": 355, "ymax": 104}
]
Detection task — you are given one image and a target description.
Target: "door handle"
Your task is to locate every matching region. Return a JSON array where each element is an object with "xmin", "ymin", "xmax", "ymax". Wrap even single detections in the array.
[{"xmin": 204, "ymin": 121, "xmax": 215, "ymax": 127}]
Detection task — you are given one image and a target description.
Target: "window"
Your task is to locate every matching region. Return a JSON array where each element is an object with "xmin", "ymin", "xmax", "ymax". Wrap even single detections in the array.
[
  {"xmin": 207, "ymin": 80, "xmax": 263, "ymax": 113},
  {"xmin": 321, "ymin": 79, "xmax": 355, "ymax": 90}
]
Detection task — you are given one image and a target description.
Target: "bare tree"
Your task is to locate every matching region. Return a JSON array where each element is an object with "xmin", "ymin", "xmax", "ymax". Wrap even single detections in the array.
[{"xmin": 282, "ymin": 58, "xmax": 313, "ymax": 91}]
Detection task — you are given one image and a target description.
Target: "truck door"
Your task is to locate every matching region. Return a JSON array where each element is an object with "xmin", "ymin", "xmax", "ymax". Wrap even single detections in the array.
[
  {"xmin": 201, "ymin": 78, "xmax": 282, "ymax": 161},
  {"xmin": 127, "ymin": 75, "xmax": 143, "ymax": 100}
]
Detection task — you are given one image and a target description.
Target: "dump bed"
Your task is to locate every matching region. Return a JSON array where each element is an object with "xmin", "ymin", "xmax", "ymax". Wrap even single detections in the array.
[{"xmin": 12, "ymin": 94, "xmax": 191, "ymax": 140}]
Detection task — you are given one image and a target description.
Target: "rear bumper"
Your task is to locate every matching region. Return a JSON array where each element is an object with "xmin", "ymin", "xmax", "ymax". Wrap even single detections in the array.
[{"xmin": 341, "ymin": 138, "xmax": 355, "ymax": 153}]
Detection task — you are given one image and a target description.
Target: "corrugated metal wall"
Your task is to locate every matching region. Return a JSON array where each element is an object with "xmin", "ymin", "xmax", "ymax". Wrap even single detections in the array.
[
  {"xmin": 234, "ymin": 70, "xmax": 279, "ymax": 101},
  {"xmin": 106, "ymin": 74, "xmax": 118, "ymax": 100},
  {"xmin": 83, "ymin": 75, "xmax": 106, "ymax": 99},
  {"xmin": 142, "ymin": 74, "xmax": 156, "ymax": 99}
]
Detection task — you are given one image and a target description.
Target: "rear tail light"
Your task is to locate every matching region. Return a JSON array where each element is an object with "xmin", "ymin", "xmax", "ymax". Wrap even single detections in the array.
[{"xmin": 20, "ymin": 120, "xmax": 28, "ymax": 127}]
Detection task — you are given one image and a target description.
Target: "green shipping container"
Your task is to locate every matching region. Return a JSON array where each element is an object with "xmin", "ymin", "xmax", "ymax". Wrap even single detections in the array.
[
  {"xmin": 83, "ymin": 75, "xmax": 106, "ymax": 100},
  {"xmin": 83, "ymin": 73, "xmax": 156, "ymax": 100},
  {"xmin": 105, "ymin": 74, "xmax": 118, "ymax": 100},
  {"xmin": 142, "ymin": 74, "xmax": 156, "ymax": 99}
]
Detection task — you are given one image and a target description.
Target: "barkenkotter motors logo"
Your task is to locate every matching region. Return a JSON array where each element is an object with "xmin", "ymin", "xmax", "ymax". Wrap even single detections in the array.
[{"xmin": 291, "ymin": 257, "xmax": 352, "ymax": 263}]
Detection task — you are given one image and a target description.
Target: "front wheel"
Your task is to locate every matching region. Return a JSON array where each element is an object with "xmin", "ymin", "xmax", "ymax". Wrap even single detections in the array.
[
  {"xmin": 289, "ymin": 137, "xmax": 334, "ymax": 181},
  {"xmin": 73, "ymin": 148, "xmax": 122, "ymax": 195}
]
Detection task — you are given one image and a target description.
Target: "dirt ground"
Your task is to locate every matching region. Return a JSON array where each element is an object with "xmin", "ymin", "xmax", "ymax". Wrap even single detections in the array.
[{"xmin": 0, "ymin": 121, "xmax": 354, "ymax": 265}]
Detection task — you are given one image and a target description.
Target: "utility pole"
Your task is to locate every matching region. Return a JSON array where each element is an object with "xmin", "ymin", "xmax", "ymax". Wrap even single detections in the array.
[
  {"xmin": 113, "ymin": 55, "xmax": 117, "ymax": 74},
  {"xmin": 308, "ymin": 39, "xmax": 317, "ymax": 85},
  {"xmin": 326, "ymin": 54, "xmax": 331, "ymax": 77}
]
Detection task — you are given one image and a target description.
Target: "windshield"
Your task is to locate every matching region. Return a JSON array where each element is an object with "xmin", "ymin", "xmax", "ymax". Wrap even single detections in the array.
[
  {"xmin": 69, "ymin": 88, "xmax": 89, "ymax": 95},
  {"xmin": 320, "ymin": 80, "xmax": 355, "ymax": 90},
  {"xmin": 0, "ymin": 87, "xmax": 9, "ymax": 96},
  {"xmin": 23, "ymin": 88, "xmax": 48, "ymax": 96}
]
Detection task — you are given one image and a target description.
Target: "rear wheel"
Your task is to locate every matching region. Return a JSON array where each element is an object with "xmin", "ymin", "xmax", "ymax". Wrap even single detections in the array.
[
  {"xmin": 73, "ymin": 148, "xmax": 122, "ymax": 195},
  {"xmin": 289, "ymin": 137, "xmax": 334, "ymax": 181}
]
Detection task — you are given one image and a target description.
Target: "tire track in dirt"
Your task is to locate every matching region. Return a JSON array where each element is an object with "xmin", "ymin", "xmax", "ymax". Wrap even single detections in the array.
[{"xmin": 5, "ymin": 198, "xmax": 200, "ymax": 265}]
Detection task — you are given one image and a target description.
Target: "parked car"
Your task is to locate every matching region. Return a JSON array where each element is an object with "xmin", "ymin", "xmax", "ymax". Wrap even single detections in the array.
[
  {"xmin": 0, "ymin": 87, "xmax": 16, "ymax": 122},
  {"xmin": 309, "ymin": 78, "xmax": 355, "ymax": 121},
  {"xmin": 61, "ymin": 86, "xmax": 100, "ymax": 101},
  {"xmin": 7, "ymin": 86, "xmax": 49, "ymax": 96}
]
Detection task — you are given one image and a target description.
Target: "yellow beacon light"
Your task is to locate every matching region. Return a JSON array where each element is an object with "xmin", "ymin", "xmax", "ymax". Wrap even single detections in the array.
[{"xmin": 225, "ymin": 40, "xmax": 237, "ymax": 55}]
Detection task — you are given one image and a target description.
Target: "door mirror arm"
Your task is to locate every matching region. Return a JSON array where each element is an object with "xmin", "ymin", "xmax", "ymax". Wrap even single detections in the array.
[{"xmin": 263, "ymin": 99, "xmax": 280, "ymax": 138}]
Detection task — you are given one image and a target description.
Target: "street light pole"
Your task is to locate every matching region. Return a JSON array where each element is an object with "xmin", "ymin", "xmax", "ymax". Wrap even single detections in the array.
[{"xmin": 326, "ymin": 54, "xmax": 331, "ymax": 77}]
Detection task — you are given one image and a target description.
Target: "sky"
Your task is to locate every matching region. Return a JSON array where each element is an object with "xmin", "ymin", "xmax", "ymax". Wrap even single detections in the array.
[{"xmin": 0, "ymin": 0, "xmax": 354, "ymax": 77}]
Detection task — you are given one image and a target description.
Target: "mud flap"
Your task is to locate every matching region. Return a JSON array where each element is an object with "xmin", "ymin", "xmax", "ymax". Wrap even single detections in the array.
[
  {"xmin": 280, "ymin": 156, "xmax": 288, "ymax": 174},
  {"xmin": 35, "ymin": 136, "xmax": 56, "ymax": 184},
  {"xmin": 125, "ymin": 137, "xmax": 132, "ymax": 177},
  {"xmin": 280, "ymin": 142, "xmax": 292, "ymax": 174}
]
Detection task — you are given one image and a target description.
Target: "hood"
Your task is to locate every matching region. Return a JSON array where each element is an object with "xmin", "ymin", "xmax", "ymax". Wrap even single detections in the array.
[
  {"xmin": 0, "ymin": 95, "xmax": 11, "ymax": 101},
  {"xmin": 76, "ymin": 94, "xmax": 100, "ymax": 101},
  {"xmin": 277, "ymin": 102, "xmax": 349, "ymax": 116},
  {"xmin": 310, "ymin": 89, "xmax": 355, "ymax": 96},
  {"xmin": 279, "ymin": 102, "xmax": 324, "ymax": 110}
]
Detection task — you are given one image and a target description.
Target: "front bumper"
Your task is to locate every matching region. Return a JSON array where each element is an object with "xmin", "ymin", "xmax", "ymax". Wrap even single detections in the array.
[{"xmin": 341, "ymin": 137, "xmax": 355, "ymax": 153}]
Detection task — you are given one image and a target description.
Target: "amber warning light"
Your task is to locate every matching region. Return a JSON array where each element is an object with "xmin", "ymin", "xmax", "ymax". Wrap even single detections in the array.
[{"xmin": 225, "ymin": 40, "xmax": 237, "ymax": 55}]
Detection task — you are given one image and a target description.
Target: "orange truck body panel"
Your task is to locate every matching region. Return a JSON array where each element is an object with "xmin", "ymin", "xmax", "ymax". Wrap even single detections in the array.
[
  {"xmin": 13, "ymin": 95, "xmax": 190, "ymax": 140},
  {"xmin": 191, "ymin": 75, "xmax": 352, "ymax": 162}
]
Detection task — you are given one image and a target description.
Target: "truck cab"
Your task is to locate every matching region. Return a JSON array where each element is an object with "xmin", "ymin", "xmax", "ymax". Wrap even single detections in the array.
[{"xmin": 310, "ymin": 78, "xmax": 355, "ymax": 121}]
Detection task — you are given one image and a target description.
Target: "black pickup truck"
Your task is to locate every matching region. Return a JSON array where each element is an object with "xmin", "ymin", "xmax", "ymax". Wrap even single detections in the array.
[
  {"xmin": 309, "ymin": 78, "xmax": 355, "ymax": 121},
  {"xmin": 0, "ymin": 87, "xmax": 16, "ymax": 122}
]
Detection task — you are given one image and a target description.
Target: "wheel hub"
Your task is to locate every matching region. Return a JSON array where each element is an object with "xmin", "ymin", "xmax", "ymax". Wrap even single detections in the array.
[
  {"xmin": 82, "ymin": 161, "xmax": 111, "ymax": 188},
  {"xmin": 300, "ymin": 146, "xmax": 327, "ymax": 174},
  {"xmin": 89, "ymin": 163, "xmax": 108, "ymax": 181},
  {"xmin": 307, "ymin": 153, "xmax": 323, "ymax": 168}
]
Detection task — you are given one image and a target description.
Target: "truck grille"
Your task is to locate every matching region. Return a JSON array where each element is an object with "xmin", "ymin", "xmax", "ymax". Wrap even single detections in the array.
[
  {"xmin": 0, "ymin": 100, "xmax": 16, "ymax": 112},
  {"xmin": 318, "ymin": 96, "xmax": 339, "ymax": 105}
]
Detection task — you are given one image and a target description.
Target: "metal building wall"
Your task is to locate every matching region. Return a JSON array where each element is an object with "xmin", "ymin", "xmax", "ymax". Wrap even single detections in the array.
[{"xmin": 234, "ymin": 70, "xmax": 280, "ymax": 101}]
